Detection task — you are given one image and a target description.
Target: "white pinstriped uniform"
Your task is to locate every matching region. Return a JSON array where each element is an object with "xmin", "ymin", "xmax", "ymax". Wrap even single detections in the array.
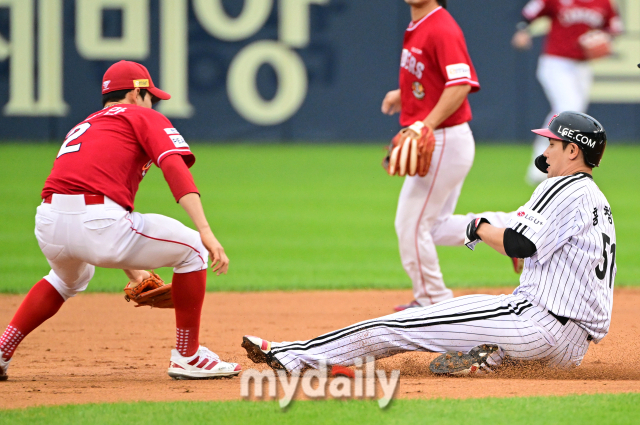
[
  {"xmin": 511, "ymin": 172, "xmax": 616, "ymax": 342},
  {"xmin": 268, "ymin": 173, "xmax": 615, "ymax": 371}
]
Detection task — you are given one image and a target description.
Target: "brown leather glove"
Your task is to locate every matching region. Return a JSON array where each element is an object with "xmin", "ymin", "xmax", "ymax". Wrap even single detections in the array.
[
  {"xmin": 123, "ymin": 272, "xmax": 174, "ymax": 308},
  {"xmin": 383, "ymin": 121, "xmax": 436, "ymax": 177},
  {"xmin": 578, "ymin": 30, "xmax": 612, "ymax": 60}
]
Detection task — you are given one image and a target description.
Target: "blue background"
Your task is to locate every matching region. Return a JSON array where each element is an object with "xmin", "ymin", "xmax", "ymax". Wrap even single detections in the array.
[{"xmin": 0, "ymin": 0, "xmax": 638, "ymax": 142}]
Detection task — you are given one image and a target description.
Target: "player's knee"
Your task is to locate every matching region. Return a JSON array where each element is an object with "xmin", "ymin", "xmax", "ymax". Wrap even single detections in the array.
[
  {"xmin": 173, "ymin": 236, "xmax": 209, "ymax": 273},
  {"xmin": 395, "ymin": 219, "xmax": 422, "ymax": 241},
  {"xmin": 45, "ymin": 265, "xmax": 95, "ymax": 300}
]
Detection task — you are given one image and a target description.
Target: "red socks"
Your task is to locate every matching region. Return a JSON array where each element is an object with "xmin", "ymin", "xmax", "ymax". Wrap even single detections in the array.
[
  {"xmin": 0, "ymin": 279, "xmax": 64, "ymax": 360},
  {"xmin": 172, "ymin": 269, "xmax": 207, "ymax": 357},
  {"xmin": 1, "ymin": 272, "xmax": 208, "ymax": 361}
]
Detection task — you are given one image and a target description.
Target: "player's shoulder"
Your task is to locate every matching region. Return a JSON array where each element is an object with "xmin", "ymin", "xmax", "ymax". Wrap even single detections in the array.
[
  {"xmin": 432, "ymin": 8, "xmax": 463, "ymax": 32},
  {"xmin": 410, "ymin": 7, "xmax": 462, "ymax": 35},
  {"xmin": 529, "ymin": 173, "xmax": 594, "ymax": 208},
  {"xmin": 118, "ymin": 104, "xmax": 169, "ymax": 120},
  {"xmin": 108, "ymin": 105, "xmax": 174, "ymax": 129}
]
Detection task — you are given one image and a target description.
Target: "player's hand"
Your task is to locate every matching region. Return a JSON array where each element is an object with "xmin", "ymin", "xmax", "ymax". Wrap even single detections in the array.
[
  {"xmin": 466, "ymin": 218, "xmax": 490, "ymax": 244},
  {"xmin": 381, "ymin": 89, "xmax": 401, "ymax": 115},
  {"xmin": 511, "ymin": 30, "xmax": 532, "ymax": 50},
  {"xmin": 200, "ymin": 230, "xmax": 229, "ymax": 275}
]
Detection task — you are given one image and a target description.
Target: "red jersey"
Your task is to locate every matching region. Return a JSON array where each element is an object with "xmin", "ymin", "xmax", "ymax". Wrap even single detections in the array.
[
  {"xmin": 522, "ymin": 0, "xmax": 622, "ymax": 61},
  {"xmin": 399, "ymin": 6, "xmax": 480, "ymax": 129},
  {"xmin": 42, "ymin": 105, "xmax": 195, "ymax": 211}
]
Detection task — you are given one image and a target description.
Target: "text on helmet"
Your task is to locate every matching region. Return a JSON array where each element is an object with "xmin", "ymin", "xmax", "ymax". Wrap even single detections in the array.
[{"xmin": 557, "ymin": 125, "xmax": 596, "ymax": 148}]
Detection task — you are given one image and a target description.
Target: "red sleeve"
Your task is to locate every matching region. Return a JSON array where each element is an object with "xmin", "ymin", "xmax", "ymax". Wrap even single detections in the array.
[
  {"xmin": 126, "ymin": 107, "xmax": 195, "ymax": 168},
  {"xmin": 522, "ymin": 0, "xmax": 550, "ymax": 22},
  {"xmin": 605, "ymin": 3, "xmax": 623, "ymax": 35},
  {"xmin": 433, "ymin": 26, "xmax": 480, "ymax": 93},
  {"xmin": 159, "ymin": 154, "xmax": 199, "ymax": 202}
]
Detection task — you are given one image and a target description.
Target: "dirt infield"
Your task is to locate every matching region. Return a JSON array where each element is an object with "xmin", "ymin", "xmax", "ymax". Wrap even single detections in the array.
[{"xmin": 1, "ymin": 288, "xmax": 639, "ymax": 409}]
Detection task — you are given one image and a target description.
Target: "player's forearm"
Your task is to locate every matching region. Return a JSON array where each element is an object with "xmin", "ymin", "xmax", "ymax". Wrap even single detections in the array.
[
  {"xmin": 423, "ymin": 85, "xmax": 471, "ymax": 129},
  {"xmin": 178, "ymin": 193, "xmax": 213, "ymax": 237},
  {"xmin": 477, "ymin": 224, "xmax": 507, "ymax": 256}
]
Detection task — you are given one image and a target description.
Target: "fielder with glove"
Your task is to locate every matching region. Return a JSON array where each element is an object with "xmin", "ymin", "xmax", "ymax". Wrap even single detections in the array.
[
  {"xmin": 380, "ymin": 0, "xmax": 514, "ymax": 312},
  {"xmin": 0, "ymin": 60, "xmax": 240, "ymax": 382},
  {"xmin": 512, "ymin": 0, "xmax": 622, "ymax": 185}
]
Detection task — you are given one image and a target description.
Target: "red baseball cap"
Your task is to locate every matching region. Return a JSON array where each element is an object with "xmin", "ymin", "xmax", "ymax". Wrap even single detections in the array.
[{"xmin": 101, "ymin": 60, "xmax": 171, "ymax": 100}]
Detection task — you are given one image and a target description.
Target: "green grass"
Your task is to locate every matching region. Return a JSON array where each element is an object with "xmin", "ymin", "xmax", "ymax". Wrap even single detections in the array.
[
  {"xmin": 2, "ymin": 394, "xmax": 640, "ymax": 424},
  {"xmin": 0, "ymin": 143, "xmax": 638, "ymax": 293}
]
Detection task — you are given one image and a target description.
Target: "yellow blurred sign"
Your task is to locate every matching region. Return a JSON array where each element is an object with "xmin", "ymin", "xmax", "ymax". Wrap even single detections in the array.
[{"xmin": 590, "ymin": 0, "xmax": 640, "ymax": 103}]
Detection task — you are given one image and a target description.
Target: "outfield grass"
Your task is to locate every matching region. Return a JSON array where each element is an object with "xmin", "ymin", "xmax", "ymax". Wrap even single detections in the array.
[
  {"xmin": 0, "ymin": 143, "xmax": 638, "ymax": 293},
  {"xmin": 2, "ymin": 394, "xmax": 640, "ymax": 424}
]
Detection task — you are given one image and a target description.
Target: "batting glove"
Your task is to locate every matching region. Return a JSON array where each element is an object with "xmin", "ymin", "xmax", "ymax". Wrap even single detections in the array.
[{"xmin": 465, "ymin": 218, "xmax": 490, "ymax": 251}]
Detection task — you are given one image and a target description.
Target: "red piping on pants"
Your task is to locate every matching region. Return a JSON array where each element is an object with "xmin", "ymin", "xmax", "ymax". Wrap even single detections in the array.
[
  {"xmin": 125, "ymin": 216, "xmax": 206, "ymax": 269},
  {"xmin": 414, "ymin": 128, "xmax": 446, "ymax": 304}
]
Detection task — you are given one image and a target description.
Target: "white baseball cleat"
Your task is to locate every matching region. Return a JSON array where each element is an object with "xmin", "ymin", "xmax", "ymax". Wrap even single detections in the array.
[
  {"xmin": 167, "ymin": 346, "xmax": 241, "ymax": 380},
  {"xmin": 0, "ymin": 350, "xmax": 10, "ymax": 381}
]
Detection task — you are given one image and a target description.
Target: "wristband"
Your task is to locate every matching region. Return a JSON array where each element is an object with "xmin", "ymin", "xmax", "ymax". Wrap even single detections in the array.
[{"xmin": 408, "ymin": 121, "xmax": 426, "ymax": 135}]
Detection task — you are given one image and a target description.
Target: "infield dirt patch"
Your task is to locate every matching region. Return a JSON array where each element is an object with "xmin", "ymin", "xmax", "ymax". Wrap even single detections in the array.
[{"xmin": 1, "ymin": 288, "xmax": 639, "ymax": 408}]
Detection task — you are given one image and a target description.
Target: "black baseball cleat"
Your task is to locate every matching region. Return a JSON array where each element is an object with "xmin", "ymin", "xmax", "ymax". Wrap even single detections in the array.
[
  {"xmin": 242, "ymin": 336, "xmax": 287, "ymax": 371},
  {"xmin": 429, "ymin": 344, "xmax": 501, "ymax": 376}
]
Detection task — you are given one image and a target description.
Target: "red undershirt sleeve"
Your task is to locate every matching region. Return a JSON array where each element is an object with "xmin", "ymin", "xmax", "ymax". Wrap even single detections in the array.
[{"xmin": 158, "ymin": 154, "xmax": 199, "ymax": 202}]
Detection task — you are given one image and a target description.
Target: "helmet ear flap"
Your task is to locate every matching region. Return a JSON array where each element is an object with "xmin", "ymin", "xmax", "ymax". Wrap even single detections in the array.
[{"xmin": 534, "ymin": 155, "xmax": 548, "ymax": 173}]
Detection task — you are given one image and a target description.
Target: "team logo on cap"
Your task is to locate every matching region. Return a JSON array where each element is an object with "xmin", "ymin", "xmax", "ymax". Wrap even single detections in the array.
[
  {"xmin": 412, "ymin": 82, "xmax": 424, "ymax": 99},
  {"xmin": 103, "ymin": 80, "xmax": 110, "ymax": 90},
  {"xmin": 557, "ymin": 125, "xmax": 596, "ymax": 148},
  {"xmin": 133, "ymin": 79, "xmax": 150, "ymax": 88}
]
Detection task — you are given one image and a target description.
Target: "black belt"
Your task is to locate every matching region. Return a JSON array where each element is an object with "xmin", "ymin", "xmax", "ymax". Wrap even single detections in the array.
[{"xmin": 548, "ymin": 310, "xmax": 593, "ymax": 341}]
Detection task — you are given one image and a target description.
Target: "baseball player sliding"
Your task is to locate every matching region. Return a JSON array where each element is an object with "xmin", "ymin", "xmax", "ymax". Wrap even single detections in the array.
[
  {"xmin": 0, "ymin": 61, "xmax": 241, "ymax": 381},
  {"xmin": 242, "ymin": 111, "xmax": 616, "ymax": 375},
  {"xmin": 381, "ymin": 0, "xmax": 516, "ymax": 312},
  {"xmin": 512, "ymin": 0, "xmax": 622, "ymax": 185}
]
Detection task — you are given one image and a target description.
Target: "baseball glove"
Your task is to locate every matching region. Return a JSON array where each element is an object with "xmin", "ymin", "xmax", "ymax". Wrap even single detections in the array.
[
  {"xmin": 383, "ymin": 121, "xmax": 435, "ymax": 177},
  {"xmin": 123, "ymin": 272, "xmax": 174, "ymax": 308},
  {"xmin": 578, "ymin": 30, "xmax": 612, "ymax": 60}
]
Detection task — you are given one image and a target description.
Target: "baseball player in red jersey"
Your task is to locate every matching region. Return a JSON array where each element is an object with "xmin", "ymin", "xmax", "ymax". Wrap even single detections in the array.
[
  {"xmin": 0, "ymin": 61, "xmax": 241, "ymax": 381},
  {"xmin": 512, "ymin": 0, "xmax": 622, "ymax": 185},
  {"xmin": 382, "ymin": 0, "xmax": 513, "ymax": 311}
]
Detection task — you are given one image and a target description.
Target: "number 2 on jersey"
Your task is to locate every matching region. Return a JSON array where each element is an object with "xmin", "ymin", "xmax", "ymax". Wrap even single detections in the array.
[
  {"xmin": 57, "ymin": 122, "xmax": 91, "ymax": 158},
  {"xmin": 595, "ymin": 232, "xmax": 616, "ymax": 288}
]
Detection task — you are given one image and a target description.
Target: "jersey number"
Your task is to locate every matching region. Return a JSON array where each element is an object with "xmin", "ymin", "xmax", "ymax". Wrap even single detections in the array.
[
  {"xmin": 57, "ymin": 122, "xmax": 91, "ymax": 158},
  {"xmin": 595, "ymin": 232, "xmax": 616, "ymax": 288}
]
